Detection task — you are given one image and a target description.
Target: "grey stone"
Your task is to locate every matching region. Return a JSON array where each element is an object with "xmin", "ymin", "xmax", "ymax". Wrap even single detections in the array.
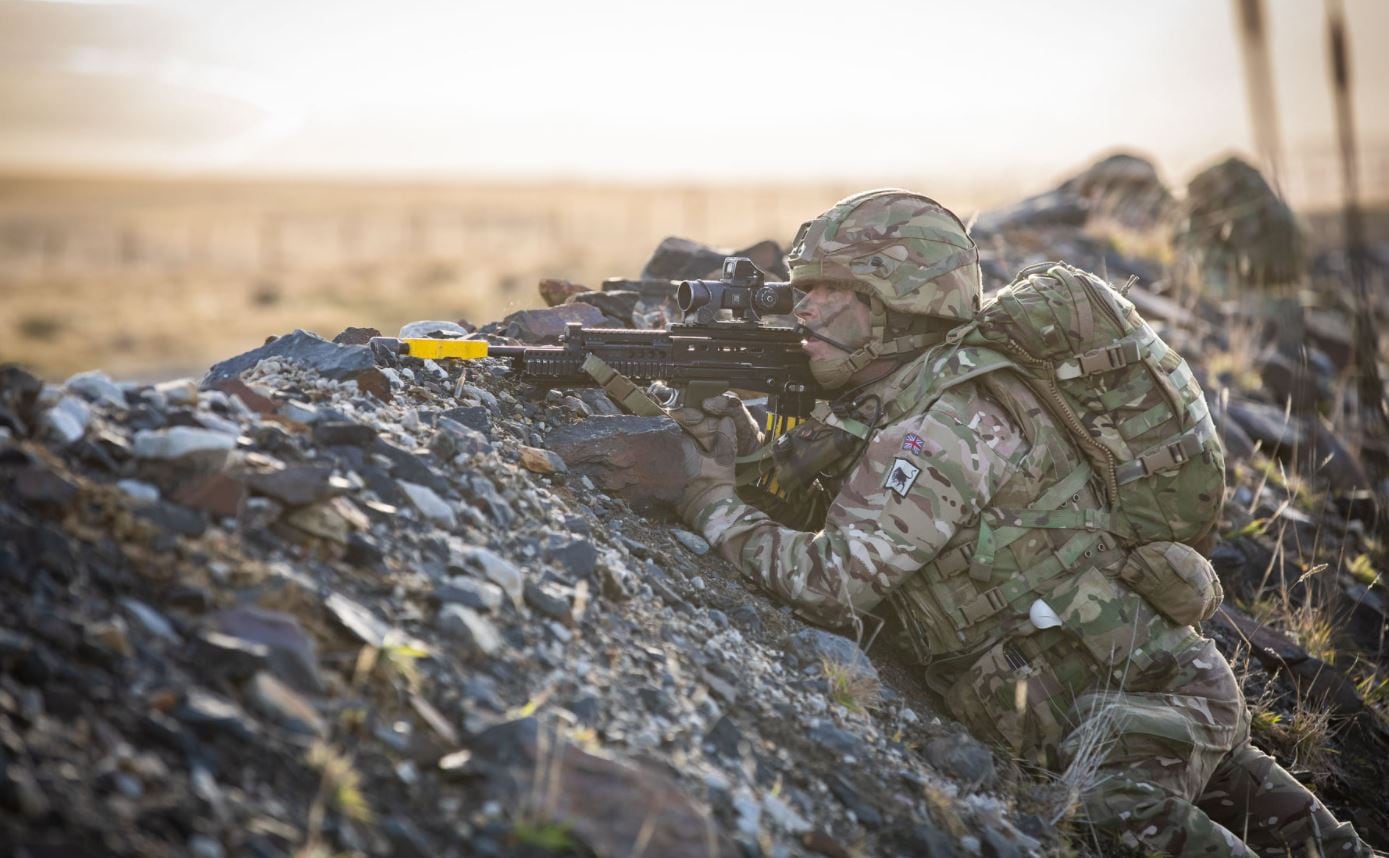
[
  {"xmin": 209, "ymin": 606, "xmax": 323, "ymax": 693},
  {"xmin": 247, "ymin": 465, "xmax": 336, "ymax": 507},
  {"xmin": 672, "ymin": 529, "xmax": 709, "ymax": 555},
  {"xmin": 120, "ymin": 598, "xmax": 179, "ymax": 644},
  {"xmin": 547, "ymin": 415, "xmax": 686, "ymax": 513},
  {"xmin": 569, "ymin": 289, "xmax": 640, "ymax": 324},
  {"xmin": 791, "ymin": 629, "xmax": 878, "ymax": 685},
  {"xmin": 65, "ymin": 370, "xmax": 128, "ymax": 409},
  {"xmin": 40, "ymin": 395, "xmax": 92, "ymax": 447},
  {"xmin": 312, "ymin": 420, "xmax": 377, "ymax": 446},
  {"xmin": 449, "ymin": 544, "xmax": 523, "ymax": 606},
  {"xmin": 325, "ymin": 592, "xmax": 395, "ymax": 648},
  {"xmin": 193, "ymin": 629, "xmax": 271, "ymax": 681},
  {"xmin": 430, "ymin": 417, "xmax": 491, "ymax": 460},
  {"xmin": 398, "ymin": 320, "xmax": 470, "ymax": 339},
  {"xmin": 1227, "ymin": 398, "xmax": 1306, "ymax": 452},
  {"xmin": 501, "ymin": 303, "xmax": 606, "ymax": 344},
  {"xmin": 438, "ymin": 605, "xmax": 502, "ymax": 656},
  {"xmin": 923, "ymin": 734, "xmax": 997, "ymax": 788},
  {"xmin": 639, "ymin": 236, "xmax": 727, "ymax": 281},
  {"xmin": 247, "ymin": 672, "xmax": 324, "ymax": 737},
  {"xmin": 440, "ymin": 405, "xmax": 491, "ymax": 436},
  {"xmin": 436, "ymin": 576, "xmax": 504, "ymax": 612},
  {"xmin": 761, "ymin": 793, "xmax": 811, "ymax": 835},
  {"xmin": 133, "ymin": 426, "xmax": 237, "ymax": 460},
  {"xmin": 523, "ymin": 580, "xmax": 571, "ymax": 622},
  {"xmin": 202, "ymin": 329, "xmax": 375, "ymax": 387},
  {"xmin": 808, "ymin": 721, "xmax": 866, "ymax": 759},
  {"xmin": 176, "ymin": 689, "xmax": 256, "ymax": 741},
  {"xmin": 399, "ymin": 481, "xmax": 457, "ymax": 529}
]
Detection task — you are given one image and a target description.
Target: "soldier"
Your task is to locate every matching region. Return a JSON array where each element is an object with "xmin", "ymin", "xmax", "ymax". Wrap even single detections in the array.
[{"xmin": 672, "ymin": 190, "xmax": 1375, "ymax": 857}]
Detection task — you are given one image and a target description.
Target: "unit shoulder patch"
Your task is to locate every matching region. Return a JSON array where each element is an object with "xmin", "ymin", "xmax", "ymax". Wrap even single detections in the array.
[{"xmin": 884, "ymin": 457, "xmax": 921, "ymax": 498}]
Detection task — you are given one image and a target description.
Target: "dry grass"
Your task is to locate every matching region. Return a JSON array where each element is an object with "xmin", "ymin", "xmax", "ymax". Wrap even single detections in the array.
[
  {"xmin": 821, "ymin": 655, "xmax": 883, "ymax": 714},
  {"xmin": 0, "ymin": 174, "xmax": 963, "ymax": 380}
]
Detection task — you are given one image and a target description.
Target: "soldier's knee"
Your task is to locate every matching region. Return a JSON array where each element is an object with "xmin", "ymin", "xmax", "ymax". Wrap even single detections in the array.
[{"xmin": 1084, "ymin": 778, "xmax": 1253, "ymax": 856}]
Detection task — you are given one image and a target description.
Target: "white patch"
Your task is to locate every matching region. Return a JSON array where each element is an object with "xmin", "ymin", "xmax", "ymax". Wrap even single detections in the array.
[{"xmin": 884, "ymin": 458, "xmax": 921, "ymax": 498}]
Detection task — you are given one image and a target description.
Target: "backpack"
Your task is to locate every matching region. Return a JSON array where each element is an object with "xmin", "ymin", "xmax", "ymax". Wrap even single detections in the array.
[{"xmin": 947, "ymin": 261, "xmax": 1226, "ymax": 548}]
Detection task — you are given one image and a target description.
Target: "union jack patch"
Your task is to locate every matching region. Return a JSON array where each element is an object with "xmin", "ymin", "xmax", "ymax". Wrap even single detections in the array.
[{"xmin": 901, "ymin": 433, "xmax": 926, "ymax": 455}]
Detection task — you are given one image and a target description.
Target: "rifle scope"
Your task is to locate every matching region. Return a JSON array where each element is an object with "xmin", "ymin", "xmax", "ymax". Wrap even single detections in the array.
[{"xmin": 677, "ymin": 256, "xmax": 798, "ymax": 322}]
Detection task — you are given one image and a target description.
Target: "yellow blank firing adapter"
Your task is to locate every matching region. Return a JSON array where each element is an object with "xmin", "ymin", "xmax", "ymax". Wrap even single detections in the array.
[{"xmin": 374, "ymin": 337, "xmax": 490, "ymax": 360}]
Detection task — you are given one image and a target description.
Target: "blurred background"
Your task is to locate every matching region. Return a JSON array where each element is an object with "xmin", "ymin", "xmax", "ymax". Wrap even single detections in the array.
[{"xmin": 0, "ymin": 0, "xmax": 1386, "ymax": 379}]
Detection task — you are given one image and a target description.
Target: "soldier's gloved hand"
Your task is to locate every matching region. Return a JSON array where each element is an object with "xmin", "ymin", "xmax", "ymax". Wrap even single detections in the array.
[
  {"xmin": 697, "ymin": 393, "xmax": 764, "ymax": 457},
  {"xmin": 673, "ymin": 413, "xmax": 739, "ymax": 525},
  {"xmin": 669, "ymin": 393, "xmax": 763, "ymax": 457}
]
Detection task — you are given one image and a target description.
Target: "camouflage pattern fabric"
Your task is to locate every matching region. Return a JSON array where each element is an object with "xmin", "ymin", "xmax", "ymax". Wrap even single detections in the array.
[{"xmin": 689, "ymin": 364, "xmax": 1374, "ymax": 857}]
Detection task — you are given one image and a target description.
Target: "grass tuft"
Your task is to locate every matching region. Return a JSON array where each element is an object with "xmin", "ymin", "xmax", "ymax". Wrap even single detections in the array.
[{"xmin": 821, "ymin": 656, "xmax": 882, "ymax": 714}]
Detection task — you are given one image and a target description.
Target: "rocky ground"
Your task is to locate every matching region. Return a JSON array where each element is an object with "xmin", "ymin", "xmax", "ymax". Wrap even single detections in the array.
[{"xmin": 3, "ymin": 155, "xmax": 1388, "ymax": 857}]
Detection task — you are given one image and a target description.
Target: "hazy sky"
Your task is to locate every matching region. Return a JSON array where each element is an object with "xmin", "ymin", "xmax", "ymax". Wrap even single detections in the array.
[{"xmin": 1, "ymin": 0, "xmax": 1386, "ymax": 189}]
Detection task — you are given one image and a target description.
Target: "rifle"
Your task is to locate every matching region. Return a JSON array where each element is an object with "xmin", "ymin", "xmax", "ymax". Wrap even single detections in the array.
[
  {"xmin": 370, "ymin": 256, "xmax": 838, "ymax": 527},
  {"xmin": 371, "ymin": 256, "xmax": 824, "ymax": 427}
]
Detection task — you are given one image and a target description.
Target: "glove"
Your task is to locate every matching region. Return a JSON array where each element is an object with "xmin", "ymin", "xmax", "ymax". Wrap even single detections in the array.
[
  {"xmin": 669, "ymin": 393, "xmax": 764, "ymax": 457},
  {"xmin": 671, "ymin": 412, "xmax": 739, "ymax": 525}
]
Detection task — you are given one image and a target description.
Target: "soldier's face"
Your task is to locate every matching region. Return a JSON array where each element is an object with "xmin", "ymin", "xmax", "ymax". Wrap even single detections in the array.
[{"xmin": 793, "ymin": 284, "xmax": 872, "ymax": 362}]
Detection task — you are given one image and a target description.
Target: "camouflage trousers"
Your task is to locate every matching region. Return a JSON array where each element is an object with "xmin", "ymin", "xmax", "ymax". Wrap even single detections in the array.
[{"xmin": 1062, "ymin": 638, "xmax": 1373, "ymax": 857}]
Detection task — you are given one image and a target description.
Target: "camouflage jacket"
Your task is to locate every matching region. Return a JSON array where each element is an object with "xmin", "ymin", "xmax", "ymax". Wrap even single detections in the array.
[{"xmin": 694, "ymin": 344, "xmax": 1198, "ymax": 699}]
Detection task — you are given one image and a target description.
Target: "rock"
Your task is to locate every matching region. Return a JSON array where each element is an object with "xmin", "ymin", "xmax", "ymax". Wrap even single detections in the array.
[
  {"xmin": 40, "ymin": 395, "xmax": 92, "ymax": 447},
  {"xmin": 0, "ymin": 364, "xmax": 43, "ymax": 436},
  {"xmin": 209, "ymin": 606, "xmax": 323, "ymax": 693},
  {"xmin": 518, "ymin": 445, "xmax": 566, "ymax": 475},
  {"xmin": 704, "ymin": 715, "xmax": 747, "ymax": 761},
  {"xmin": 202, "ymin": 329, "xmax": 375, "ymax": 388},
  {"xmin": 640, "ymin": 236, "xmax": 727, "ymax": 281},
  {"xmin": 325, "ymin": 592, "xmax": 397, "ymax": 649},
  {"xmin": 791, "ymin": 629, "xmax": 878, "ymax": 685},
  {"xmin": 449, "ymin": 544, "xmax": 523, "ymax": 606},
  {"xmin": 430, "ymin": 418, "xmax": 491, "ymax": 460},
  {"xmin": 1226, "ymin": 399, "xmax": 1306, "ymax": 453},
  {"xmin": 132, "ymin": 426, "xmax": 237, "ymax": 460},
  {"xmin": 808, "ymin": 721, "xmax": 865, "ymax": 760},
  {"xmin": 247, "ymin": 672, "xmax": 324, "ymax": 737},
  {"xmin": 1058, "ymin": 152, "xmax": 1175, "ymax": 231},
  {"xmin": 193, "ymin": 629, "xmax": 271, "ymax": 682},
  {"xmin": 136, "ymin": 500, "xmax": 207, "ymax": 537},
  {"xmin": 569, "ymin": 290, "xmax": 640, "ymax": 324},
  {"xmin": 546, "ymin": 538, "xmax": 597, "ymax": 580},
  {"xmin": 762, "ymin": 793, "xmax": 811, "ymax": 836},
  {"xmin": 671, "ymin": 529, "xmax": 709, "ymax": 556},
  {"xmin": 547, "ymin": 416, "xmax": 686, "ymax": 513},
  {"xmin": 175, "ymin": 689, "xmax": 256, "ymax": 741},
  {"xmin": 312, "ymin": 420, "xmax": 377, "ymax": 447},
  {"xmin": 1306, "ymin": 418, "xmax": 1371, "ymax": 491},
  {"xmin": 1259, "ymin": 350, "xmax": 1332, "ymax": 414},
  {"xmin": 171, "ymin": 472, "xmax": 247, "ymax": 517},
  {"xmin": 352, "ymin": 366, "xmax": 393, "ymax": 402},
  {"xmin": 923, "ymin": 735, "xmax": 997, "ymax": 788},
  {"xmin": 373, "ymin": 439, "xmax": 448, "ymax": 493},
  {"xmin": 154, "ymin": 378, "xmax": 199, "ymax": 406},
  {"xmin": 473, "ymin": 719, "xmax": 738, "ymax": 857},
  {"xmin": 398, "ymin": 320, "xmax": 470, "ymax": 339},
  {"xmin": 1173, "ymin": 156, "xmax": 1302, "ymax": 294},
  {"xmin": 332, "ymin": 326, "xmax": 382, "ymax": 345},
  {"xmin": 523, "ymin": 580, "xmax": 571, "ymax": 622},
  {"xmin": 64, "ymin": 370, "xmax": 128, "ymax": 409},
  {"xmin": 824, "ymin": 772, "xmax": 883, "ymax": 829},
  {"xmin": 88, "ymin": 616, "xmax": 133, "ymax": 658},
  {"xmin": 974, "ymin": 190, "xmax": 1089, "ymax": 236},
  {"xmin": 120, "ymin": 598, "xmax": 180, "ymax": 644},
  {"xmin": 439, "ymin": 405, "xmax": 491, "ymax": 436},
  {"xmin": 210, "ymin": 379, "xmax": 277, "ymax": 415},
  {"xmin": 539, "ymin": 278, "xmax": 590, "ymax": 307},
  {"xmin": 438, "ymin": 605, "xmax": 502, "ymax": 656},
  {"xmin": 399, "ymin": 481, "xmax": 457, "ymax": 529},
  {"xmin": 13, "ymin": 464, "xmax": 78, "ymax": 510},
  {"xmin": 501, "ymin": 303, "xmax": 606, "ymax": 344},
  {"xmin": 283, "ymin": 498, "xmax": 354, "ymax": 544},
  {"xmin": 247, "ymin": 465, "xmax": 336, "ymax": 507},
  {"xmin": 436, "ymin": 577, "xmax": 504, "ymax": 613}
]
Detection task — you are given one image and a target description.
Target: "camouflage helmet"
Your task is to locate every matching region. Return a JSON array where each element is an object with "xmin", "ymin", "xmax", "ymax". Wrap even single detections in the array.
[
  {"xmin": 788, "ymin": 189, "xmax": 981, "ymax": 322},
  {"xmin": 788, "ymin": 190, "xmax": 981, "ymax": 387}
]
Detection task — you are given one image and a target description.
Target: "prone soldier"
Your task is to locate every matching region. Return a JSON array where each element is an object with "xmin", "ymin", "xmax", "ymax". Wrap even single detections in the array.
[{"xmin": 671, "ymin": 190, "xmax": 1375, "ymax": 857}]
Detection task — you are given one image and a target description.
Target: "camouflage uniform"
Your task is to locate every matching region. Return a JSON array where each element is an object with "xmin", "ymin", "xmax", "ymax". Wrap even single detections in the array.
[{"xmin": 682, "ymin": 191, "xmax": 1373, "ymax": 857}]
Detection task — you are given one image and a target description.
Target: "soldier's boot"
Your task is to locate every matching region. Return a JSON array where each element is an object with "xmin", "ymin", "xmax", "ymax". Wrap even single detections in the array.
[
  {"xmin": 1083, "ymin": 773, "xmax": 1256, "ymax": 856},
  {"xmin": 1196, "ymin": 740, "xmax": 1374, "ymax": 857}
]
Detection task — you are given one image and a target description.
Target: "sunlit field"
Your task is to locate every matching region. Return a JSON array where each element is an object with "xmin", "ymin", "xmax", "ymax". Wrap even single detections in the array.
[{"xmin": 0, "ymin": 175, "xmax": 1028, "ymax": 381}]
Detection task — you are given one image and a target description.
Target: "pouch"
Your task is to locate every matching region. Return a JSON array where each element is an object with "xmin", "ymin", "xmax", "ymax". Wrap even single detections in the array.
[{"xmin": 1117, "ymin": 541, "xmax": 1223, "ymax": 626}]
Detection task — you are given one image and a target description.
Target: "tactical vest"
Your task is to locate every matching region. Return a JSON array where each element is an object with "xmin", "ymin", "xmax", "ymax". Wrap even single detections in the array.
[{"xmin": 792, "ymin": 265, "xmax": 1227, "ymax": 757}]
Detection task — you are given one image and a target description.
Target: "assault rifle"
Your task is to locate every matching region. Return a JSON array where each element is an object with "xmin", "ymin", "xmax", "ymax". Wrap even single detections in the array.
[{"xmin": 371, "ymin": 257, "xmax": 825, "ymax": 423}]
